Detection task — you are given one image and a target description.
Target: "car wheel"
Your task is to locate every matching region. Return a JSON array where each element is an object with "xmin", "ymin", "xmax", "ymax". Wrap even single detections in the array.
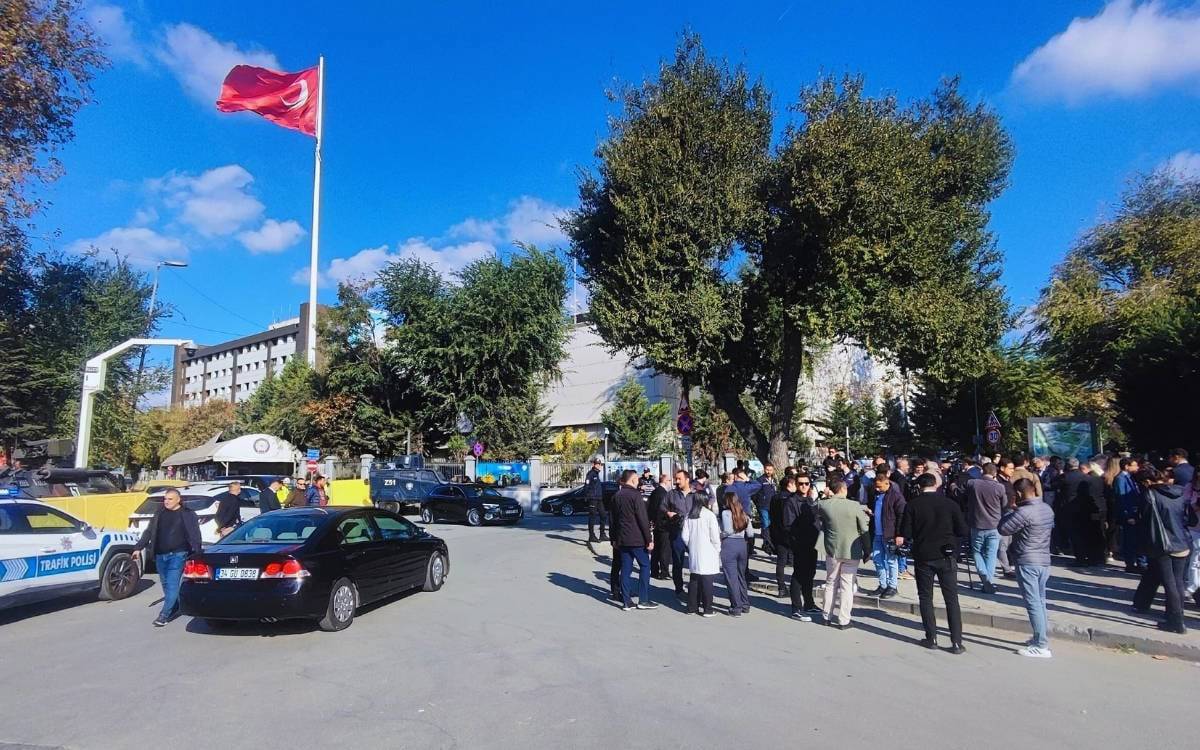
[
  {"xmin": 318, "ymin": 578, "xmax": 357, "ymax": 632},
  {"xmin": 99, "ymin": 552, "xmax": 140, "ymax": 601},
  {"xmin": 466, "ymin": 508, "xmax": 482, "ymax": 527},
  {"xmin": 560, "ymin": 501, "xmax": 575, "ymax": 517},
  {"xmin": 423, "ymin": 552, "xmax": 446, "ymax": 592},
  {"xmin": 420, "ymin": 506, "xmax": 433, "ymax": 524}
]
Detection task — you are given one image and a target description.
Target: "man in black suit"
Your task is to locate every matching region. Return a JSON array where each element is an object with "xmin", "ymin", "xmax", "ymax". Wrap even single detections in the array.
[
  {"xmin": 647, "ymin": 474, "xmax": 672, "ymax": 579},
  {"xmin": 898, "ymin": 473, "xmax": 969, "ymax": 654},
  {"xmin": 214, "ymin": 480, "xmax": 245, "ymax": 537}
]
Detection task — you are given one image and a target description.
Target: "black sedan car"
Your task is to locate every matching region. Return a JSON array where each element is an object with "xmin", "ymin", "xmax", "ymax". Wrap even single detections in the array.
[
  {"xmin": 419, "ymin": 484, "xmax": 523, "ymax": 526},
  {"xmin": 179, "ymin": 507, "xmax": 448, "ymax": 631},
  {"xmin": 538, "ymin": 481, "xmax": 618, "ymax": 516}
]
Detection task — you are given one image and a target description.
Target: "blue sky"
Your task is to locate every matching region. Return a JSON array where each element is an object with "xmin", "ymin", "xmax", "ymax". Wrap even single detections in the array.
[{"xmin": 42, "ymin": 1, "xmax": 1200, "ymax": 365}]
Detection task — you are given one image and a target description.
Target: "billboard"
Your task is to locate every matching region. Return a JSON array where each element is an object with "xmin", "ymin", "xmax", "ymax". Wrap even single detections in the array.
[
  {"xmin": 475, "ymin": 461, "xmax": 530, "ymax": 486},
  {"xmin": 1027, "ymin": 418, "xmax": 1100, "ymax": 463}
]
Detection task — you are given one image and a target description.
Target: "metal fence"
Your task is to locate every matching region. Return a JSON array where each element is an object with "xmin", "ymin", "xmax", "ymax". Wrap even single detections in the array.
[
  {"xmin": 428, "ymin": 461, "xmax": 467, "ymax": 481},
  {"xmin": 542, "ymin": 461, "xmax": 588, "ymax": 488}
]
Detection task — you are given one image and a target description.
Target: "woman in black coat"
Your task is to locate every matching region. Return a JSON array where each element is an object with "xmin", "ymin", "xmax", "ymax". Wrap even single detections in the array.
[{"xmin": 1132, "ymin": 466, "xmax": 1197, "ymax": 634}]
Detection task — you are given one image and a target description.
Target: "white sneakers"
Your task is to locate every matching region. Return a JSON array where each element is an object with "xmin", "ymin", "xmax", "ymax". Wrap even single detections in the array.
[{"xmin": 1018, "ymin": 645, "xmax": 1052, "ymax": 658}]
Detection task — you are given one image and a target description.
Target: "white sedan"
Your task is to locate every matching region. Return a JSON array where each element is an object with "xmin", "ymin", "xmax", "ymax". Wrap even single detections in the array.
[
  {"xmin": 0, "ymin": 490, "xmax": 142, "ymax": 610},
  {"xmin": 128, "ymin": 482, "xmax": 263, "ymax": 545}
]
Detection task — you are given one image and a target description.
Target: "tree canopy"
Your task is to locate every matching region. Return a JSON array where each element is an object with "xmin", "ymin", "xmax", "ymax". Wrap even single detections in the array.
[
  {"xmin": 1034, "ymin": 173, "xmax": 1200, "ymax": 453},
  {"xmin": 601, "ymin": 379, "xmax": 671, "ymax": 456},
  {"xmin": 567, "ymin": 33, "xmax": 1012, "ymax": 467}
]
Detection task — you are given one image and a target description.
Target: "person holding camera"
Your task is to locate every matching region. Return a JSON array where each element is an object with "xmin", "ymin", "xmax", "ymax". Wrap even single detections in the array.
[{"xmin": 897, "ymin": 473, "xmax": 969, "ymax": 654}]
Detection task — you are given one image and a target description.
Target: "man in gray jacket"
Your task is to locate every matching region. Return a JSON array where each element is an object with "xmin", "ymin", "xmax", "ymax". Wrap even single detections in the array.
[
  {"xmin": 998, "ymin": 477, "xmax": 1056, "ymax": 658},
  {"xmin": 966, "ymin": 463, "xmax": 1007, "ymax": 594}
]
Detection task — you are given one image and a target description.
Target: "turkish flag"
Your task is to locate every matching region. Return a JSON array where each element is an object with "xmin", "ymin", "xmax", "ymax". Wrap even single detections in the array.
[{"xmin": 216, "ymin": 65, "xmax": 319, "ymax": 136}]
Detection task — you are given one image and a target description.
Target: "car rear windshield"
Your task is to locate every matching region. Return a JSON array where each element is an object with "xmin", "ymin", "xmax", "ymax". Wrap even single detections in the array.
[
  {"xmin": 221, "ymin": 512, "xmax": 326, "ymax": 544},
  {"xmin": 133, "ymin": 495, "xmax": 218, "ymax": 514},
  {"xmin": 462, "ymin": 486, "xmax": 503, "ymax": 498}
]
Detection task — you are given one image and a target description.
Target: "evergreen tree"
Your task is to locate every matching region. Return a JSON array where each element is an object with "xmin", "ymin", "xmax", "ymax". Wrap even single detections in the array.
[{"xmin": 601, "ymin": 379, "xmax": 671, "ymax": 456}]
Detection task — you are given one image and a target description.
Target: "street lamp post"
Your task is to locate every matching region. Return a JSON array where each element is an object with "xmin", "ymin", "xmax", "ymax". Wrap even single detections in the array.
[
  {"xmin": 603, "ymin": 427, "xmax": 609, "ymax": 479},
  {"xmin": 133, "ymin": 260, "xmax": 188, "ymax": 408}
]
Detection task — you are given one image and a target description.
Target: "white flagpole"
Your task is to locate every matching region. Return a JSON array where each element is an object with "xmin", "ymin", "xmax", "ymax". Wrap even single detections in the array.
[{"xmin": 306, "ymin": 55, "xmax": 325, "ymax": 367}]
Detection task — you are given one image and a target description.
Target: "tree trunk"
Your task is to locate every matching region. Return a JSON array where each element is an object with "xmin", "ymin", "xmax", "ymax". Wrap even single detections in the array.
[{"xmin": 708, "ymin": 324, "xmax": 804, "ymax": 470}]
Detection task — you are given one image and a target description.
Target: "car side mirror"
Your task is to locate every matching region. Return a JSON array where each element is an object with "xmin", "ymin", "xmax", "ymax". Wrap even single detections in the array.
[{"xmin": 82, "ymin": 524, "xmax": 96, "ymax": 538}]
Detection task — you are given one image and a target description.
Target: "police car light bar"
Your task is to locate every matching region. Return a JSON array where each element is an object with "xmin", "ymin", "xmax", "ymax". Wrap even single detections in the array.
[{"xmin": 0, "ymin": 486, "xmax": 18, "ymax": 497}]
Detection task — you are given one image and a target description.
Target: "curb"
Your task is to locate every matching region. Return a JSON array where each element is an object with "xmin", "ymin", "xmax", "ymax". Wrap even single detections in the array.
[{"xmin": 852, "ymin": 592, "xmax": 1200, "ymax": 662}]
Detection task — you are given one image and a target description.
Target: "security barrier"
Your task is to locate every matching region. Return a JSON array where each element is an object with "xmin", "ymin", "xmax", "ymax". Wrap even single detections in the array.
[{"xmin": 42, "ymin": 493, "xmax": 148, "ymax": 531}]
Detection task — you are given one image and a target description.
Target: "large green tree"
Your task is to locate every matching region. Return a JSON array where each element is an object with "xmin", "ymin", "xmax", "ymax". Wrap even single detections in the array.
[
  {"xmin": 375, "ymin": 246, "xmax": 568, "ymax": 455},
  {"xmin": 601, "ymin": 379, "xmax": 671, "ymax": 456},
  {"xmin": 566, "ymin": 34, "xmax": 1012, "ymax": 468},
  {"xmin": 1034, "ymin": 174, "xmax": 1200, "ymax": 453}
]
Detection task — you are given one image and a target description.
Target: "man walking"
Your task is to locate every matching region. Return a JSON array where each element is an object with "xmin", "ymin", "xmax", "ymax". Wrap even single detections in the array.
[
  {"xmin": 966, "ymin": 463, "xmax": 1006, "ymax": 594},
  {"xmin": 131, "ymin": 488, "xmax": 202, "ymax": 627},
  {"xmin": 898, "ymin": 473, "xmax": 969, "ymax": 654},
  {"xmin": 585, "ymin": 459, "xmax": 606, "ymax": 544},
  {"xmin": 817, "ymin": 476, "xmax": 870, "ymax": 629},
  {"xmin": 867, "ymin": 472, "xmax": 906, "ymax": 598},
  {"xmin": 612, "ymin": 469, "xmax": 657, "ymax": 611}
]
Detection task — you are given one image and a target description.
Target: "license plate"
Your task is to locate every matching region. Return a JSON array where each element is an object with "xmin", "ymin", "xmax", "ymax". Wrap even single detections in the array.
[
  {"xmin": 216, "ymin": 567, "xmax": 259, "ymax": 580},
  {"xmin": 503, "ymin": 509, "xmax": 519, "ymax": 516}
]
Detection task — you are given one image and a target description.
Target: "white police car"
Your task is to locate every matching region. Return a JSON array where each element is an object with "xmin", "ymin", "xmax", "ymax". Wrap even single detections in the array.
[{"xmin": 0, "ymin": 487, "xmax": 143, "ymax": 610}]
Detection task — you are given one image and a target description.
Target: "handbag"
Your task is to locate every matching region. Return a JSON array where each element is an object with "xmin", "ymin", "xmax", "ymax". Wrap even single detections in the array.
[{"xmin": 1146, "ymin": 490, "xmax": 1171, "ymax": 556}]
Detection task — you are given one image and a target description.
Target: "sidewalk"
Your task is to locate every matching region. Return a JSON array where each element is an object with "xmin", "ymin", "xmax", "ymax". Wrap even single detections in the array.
[{"xmin": 749, "ymin": 551, "xmax": 1200, "ymax": 661}]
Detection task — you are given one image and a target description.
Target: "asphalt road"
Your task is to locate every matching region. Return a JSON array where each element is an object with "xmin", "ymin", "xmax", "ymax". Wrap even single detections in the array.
[{"xmin": 1, "ymin": 513, "xmax": 1196, "ymax": 750}]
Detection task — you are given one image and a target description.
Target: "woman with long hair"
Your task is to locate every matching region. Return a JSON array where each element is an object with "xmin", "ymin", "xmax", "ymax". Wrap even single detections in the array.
[
  {"xmin": 682, "ymin": 492, "xmax": 722, "ymax": 616},
  {"xmin": 719, "ymin": 490, "xmax": 751, "ymax": 616},
  {"xmin": 1102, "ymin": 455, "xmax": 1122, "ymax": 561}
]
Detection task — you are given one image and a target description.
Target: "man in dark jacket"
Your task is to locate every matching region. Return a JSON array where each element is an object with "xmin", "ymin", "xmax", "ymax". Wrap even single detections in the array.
[
  {"xmin": 666, "ymin": 470, "xmax": 707, "ymax": 599},
  {"xmin": 753, "ymin": 462, "xmax": 778, "ymax": 556},
  {"xmin": 966, "ymin": 463, "xmax": 1007, "ymax": 594},
  {"xmin": 1052, "ymin": 457, "xmax": 1084, "ymax": 556},
  {"xmin": 867, "ymin": 472, "xmax": 907, "ymax": 598},
  {"xmin": 131, "ymin": 488, "xmax": 202, "ymax": 627},
  {"xmin": 585, "ymin": 459, "xmax": 606, "ymax": 543},
  {"xmin": 611, "ymin": 469, "xmax": 657, "ymax": 610},
  {"xmin": 898, "ymin": 473, "xmax": 969, "ymax": 653},
  {"xmin": 1071, "ymin": 459, "xmax": 1108, "ymax": 567},
  {"xmin": 647, "ymin": 474, "xmax": 672, "ymax": 579},
  {"xmin": 214, "ymin": 481, "xmax": 244, "ymax": 536},
  {"xmin": 259, "ymin": 477, "xmax": 284, "ymax": 513}
]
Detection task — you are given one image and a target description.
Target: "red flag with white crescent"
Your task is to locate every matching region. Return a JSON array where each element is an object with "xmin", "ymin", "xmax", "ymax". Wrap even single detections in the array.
[{"xmin": 215, "ymin": 65, "xmax": 319, "ymax": 136}]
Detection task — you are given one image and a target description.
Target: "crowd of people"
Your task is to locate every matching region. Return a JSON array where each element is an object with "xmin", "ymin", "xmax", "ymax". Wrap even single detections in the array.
[{"xmin": 586, "ymin": 446, "xmax": 1200, "ymax": 658}]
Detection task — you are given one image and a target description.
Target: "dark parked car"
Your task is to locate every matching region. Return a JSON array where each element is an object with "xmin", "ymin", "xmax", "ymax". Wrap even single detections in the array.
[
  {"xmin": 419, "ymin": 484, "xmax": 523, "ymax": 526},
  {"xmin": 538, "ymin": 481, "xmax": 618, "ymax": 516},
  {"xmin": 179, "ymin": 507, "xmax": 448, "ymax": 631}
]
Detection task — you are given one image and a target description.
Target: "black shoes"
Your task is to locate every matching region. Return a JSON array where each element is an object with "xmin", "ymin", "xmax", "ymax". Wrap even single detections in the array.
[
  {"xmin": 920, "ymin": 638, "xmax": 938, "ymax": 649},
  {"xmin": 880, "ymin": 587, "xmax": 898, "ymax": 599},
  {"xmin": 1156, "ymin": 621, "xmax": 1187, "ymax": 635},
  {"xmin": 948, "ymin": 643, "xmax": 966, "ymax": 655},
  {"xmin": 866, "ymin": 586, "xmax": 886, "ymax": 597}
]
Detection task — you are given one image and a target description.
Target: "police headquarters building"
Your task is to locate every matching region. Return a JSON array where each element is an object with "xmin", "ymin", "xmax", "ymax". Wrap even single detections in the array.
[{"xmin": 170, "ymin": 303, "xmax": 324, "ymax": 407}]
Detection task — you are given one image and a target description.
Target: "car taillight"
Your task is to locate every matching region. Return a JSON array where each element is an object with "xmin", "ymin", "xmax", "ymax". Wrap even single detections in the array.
[
  {"xmin": 182, "ymin": 560, "xmax": 211, "ymax": 579},
  {"xmin": 261, "ymin": 559, "xmax": 309, "ymax": 579}
]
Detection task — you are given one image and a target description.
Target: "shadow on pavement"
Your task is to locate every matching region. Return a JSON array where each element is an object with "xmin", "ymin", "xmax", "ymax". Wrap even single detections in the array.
[
  {"xmin": 0, "ymin": 578, "xmax": 157, "ymax": 626},
  {"xmin": 181, "ymin": 587, "xmax": 421, "ymax": 637}
]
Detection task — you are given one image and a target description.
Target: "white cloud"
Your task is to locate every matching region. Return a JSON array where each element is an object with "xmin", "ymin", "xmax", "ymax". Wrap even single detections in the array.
[
  {"xmin": 85, "ymin": 3, "xmax": 144, "ymax": 65},
  {"xmin": 151, "ymin": 164, "xmax": 264, "ymax": 236},
  {"xmin": 1159, "ymin": 150, "xmax": 1200, "ymax": 180},
  {"xmin": 156, "ymin": 22, "xmax": 279, "ymax": 103},
  {"xmin": 1012, "ymin": 1, "xmax": 1200, "ymax": 102},
  {"xmin": 131, "ymin": 206, "xmax": 158, "ymax": 226},
  {"xmin": 238, "ymin": 218, "xmax": 306, "ymax": 253},
  {"xmin": 68, "ymin": 226, "xmax": 187, "ymax": 267},
  {"xmin": 297, "ymin": 239, "xmax": 496, "ymax": 288},
  {"xmin": 449, "ymin": 196, "xmax": 569, "ymax": 248}
]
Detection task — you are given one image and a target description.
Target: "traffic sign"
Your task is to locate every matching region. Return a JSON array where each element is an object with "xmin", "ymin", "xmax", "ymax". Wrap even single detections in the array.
[
  {"xmin": 681, "ymin": 435, "xmax": 693, "ymax": 452},
  {"xmin": 472, "ymin": 441, "xmax": 485, "ymax": 458},
  {"xmin": 306, "ymin": 459, "xmax": 319, "ymax": 474},
  {"xmin": 986, "ymin": 429, "xmax": 1001, "ymax": 446},
  {"xmin": 985, "ymin": 411, "xmax": 1001, "ymax": 430},
  {"xmin": 305, "ymin": 448, "xmax": 320, "ymax": 461},
  {"xmin": 676, "ymin": 413, "xmax": 693, "ymax": 435},
  {"xmin": 678, "ymin": 394, "xmax": 690, "ymax": 415}
]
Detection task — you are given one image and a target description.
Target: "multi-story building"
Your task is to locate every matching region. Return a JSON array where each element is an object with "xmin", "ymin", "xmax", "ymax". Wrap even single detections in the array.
[{"xmin": 170, "ymin": 303, "xmax": 322, "ymax": 407}]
